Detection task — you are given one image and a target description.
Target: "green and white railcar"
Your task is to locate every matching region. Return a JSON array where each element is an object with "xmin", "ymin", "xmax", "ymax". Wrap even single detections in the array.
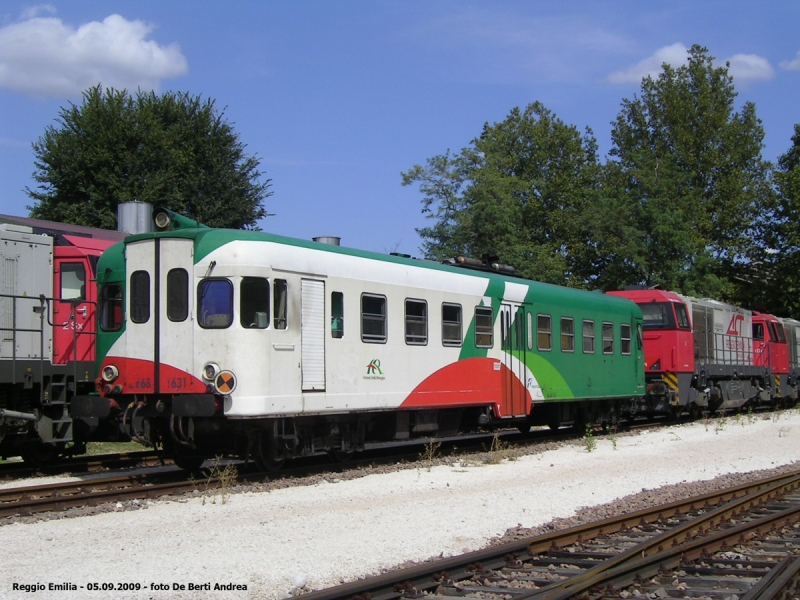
[{"xmin": 84, "ymin": 210, "xmax": 644, "ymax": 469}]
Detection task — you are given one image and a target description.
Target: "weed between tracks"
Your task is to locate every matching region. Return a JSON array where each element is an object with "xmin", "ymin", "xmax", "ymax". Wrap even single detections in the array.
[
  {"xmin": 418, "ymin": 440, "xmax": 442, "ymax": 471},
  {"xmin": 583, "ymin": 424, "xmax": 597, "ymax": 453},
  {"xmin": 189, "ymin": 457, "xmax": 238, "ymax": 505}
]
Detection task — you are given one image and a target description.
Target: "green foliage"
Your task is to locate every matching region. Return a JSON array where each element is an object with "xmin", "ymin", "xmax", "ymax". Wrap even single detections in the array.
[
  {"xmin": 606, "ymin": 45, "xmax": 772, "ymax": 298},
  {"xmin": 27, "ymin": 85, "xmax": 272, "ymax": 230},
  {"xmin": 402, "ymin": 102, "xmax": 602, "ymax": 286}
]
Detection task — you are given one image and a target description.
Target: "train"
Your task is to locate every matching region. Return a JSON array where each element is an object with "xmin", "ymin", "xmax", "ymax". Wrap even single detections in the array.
[
  {"xmin": 0, "ymin": 214, "xmax": 125, "ymax": 465},
  {"xmin": 3, "ymin": 206, "xmax": 797, "ymax": 470}
]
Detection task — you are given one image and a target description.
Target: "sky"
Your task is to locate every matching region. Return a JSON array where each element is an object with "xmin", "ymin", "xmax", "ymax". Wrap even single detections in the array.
[{"xmin": 0, "ymin": 1, "xmax": 798, "ymax": 256}]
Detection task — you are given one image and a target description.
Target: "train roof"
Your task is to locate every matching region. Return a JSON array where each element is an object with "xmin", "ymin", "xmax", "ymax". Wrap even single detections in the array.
[
  {"xmin": 114, "ymin": 226, "xmax": 640, "ymax": 315},
  {"xmin": 0, "ymin": 214, "xmax": 127, "ymax": 245}
]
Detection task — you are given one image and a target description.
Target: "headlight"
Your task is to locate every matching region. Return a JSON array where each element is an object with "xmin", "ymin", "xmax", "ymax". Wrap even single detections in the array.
[
  {"xmin": 101, "ymin": 365, "xmax": 119, "ymax": 382},
  {"xmin": 153, "ymin": 210, "xmax": 172, "ymax": 230},
  {"xmin": 202, "ymin": 362, "xmax": 220, "ymax": 381}
]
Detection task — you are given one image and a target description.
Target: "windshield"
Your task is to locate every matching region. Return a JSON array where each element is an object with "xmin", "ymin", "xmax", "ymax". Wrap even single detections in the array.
[{"xmin": 639, "ymin": 302, "xmax": 679, "ymax": 330}]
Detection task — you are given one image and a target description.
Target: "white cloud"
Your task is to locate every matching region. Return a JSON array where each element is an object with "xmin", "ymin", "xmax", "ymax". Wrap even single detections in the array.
[
  {"xmin": 780, "ymin": 51, "xmax": 800, "ymax": 71},
  {"xmin": 606, "ymin": 43, "xmax": 689, "ymax": 84},
  {"xmin": 725, "ymin": 54, "xmax": 774, "ymax": 84},
  {"xmin": 0, "ymin": 13, "xmax": 188, "ymax": 97},
  {"xmin": 607, "ymin": 44, "xmax": 774, "ymax": 86}
]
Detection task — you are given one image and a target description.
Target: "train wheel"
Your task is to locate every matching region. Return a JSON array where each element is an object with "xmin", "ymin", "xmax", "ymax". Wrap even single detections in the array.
[
  {"xmin": 172, "ymin": 449, "xmax": 205, "ymax": 472},
  {"xmin": 20, "ymin": 442, "xmax": 60, "ymax": 468},
  {"xmin": 255, "ymin": 431, "xmax": 285, "ymax": 471}
]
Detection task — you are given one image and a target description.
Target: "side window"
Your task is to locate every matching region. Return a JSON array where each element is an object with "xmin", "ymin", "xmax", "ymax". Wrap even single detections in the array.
[
  {"xmin": 537, "ymin": 314, "xmax": 552, "ymax": 351},
  {"xmin": 60, "ymin": 262, "xmax": 86, "ymax": 301},
  {"xmin": 753, "ymin": 323, "xmax": 764, "ymax": 341},
  {"xmin": 526, "ymin": 312, "xmax": 533, "ymax": 350},
  {"xmin": 676, "ymin": 303, "xmax": 691, "ymax": 329},
  {"xmin": 583, "ymin": 320, "xmax": 595, "ymax": 353},
  {"xmin": 240, "ymin": 277, "xmax": 269, "ymax": 329},
  {"xmin": 331, "ymin": 292, "xmax": 344, "ymax": 338},
  {"xmin": 621, "ymin": 323, "xmax": 632, "ymax": 355},
  {"xmin": 776, "ymin": 322, "xmax": 787, "ymax": 343},
  {"xmin": 198, "ymin": 279, "xmax": 233, "ymax": 328},
  {"xmin": 561, "ymin": 317, "xmax": 574, "ymax": 352},
  {"xmin": 167, "ymin": 268, "xmax": 189, "ymax": 322},
  {"xmin": 100, "ymin": 283, "xmax": 123, "ymax": 331},
  {"xmin": 602, "ymin": 322, "xmax": 614, "ymax": 354},
  {"xmin": 130, "ymin": 271, "xmax": 150, "ymax": 324},
  {"xmin": 475, "ymin": 306, "xmax": 493, "ymax": 348},
  {"xmin": 442, "ymin": 303, "xmax": 462, "ymax": 347},
  {"xmin": 361, "ymin": 294, "xmax": 386, "ymax": 343},
  {"xmin": 405, "ymin": 299, "xmax": 427, "ymax": 345},
  {"xmin": 273, "ymin": 279, "xmax": 288, "ymax": 330}
]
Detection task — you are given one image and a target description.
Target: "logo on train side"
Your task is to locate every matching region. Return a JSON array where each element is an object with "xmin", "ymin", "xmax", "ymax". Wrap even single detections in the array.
[
  {"xmin": 727, "ymin": 314, "xmax": 745, "ymax": 336},
  {"xmin": 364, "ymin": 359, "xmax": 385, "ymax": 380}
]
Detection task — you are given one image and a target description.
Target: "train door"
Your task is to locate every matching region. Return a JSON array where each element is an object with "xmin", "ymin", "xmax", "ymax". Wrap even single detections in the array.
[
  {"xmin": 500, "ymin": 302, "xmax": 529, "ymax": 418},
  {"xmin": 301, "ymin": 279, "xmax": 325, "ymax": 392},
  {"xmin": 53, "ymin": 258, "xmax": 95, "ymax": 364},
  {"xmin": 124, "ymin": 238, "xmax": 194, "ymax": 392}
]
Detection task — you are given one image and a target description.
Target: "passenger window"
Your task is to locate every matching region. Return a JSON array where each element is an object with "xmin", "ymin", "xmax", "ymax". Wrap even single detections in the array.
[
  {"xmin": 475, "ymin": 306, "xmax": 493, "ymax": 348},
  {"xmin": 100, "ymin": 284, "xmax": 123, "ymax": 331},
  {"xmin": 167, "ymin": 268, "xmax": 189, "ymax": 322},
  {"xmin": 442, "ymin": 303, "xmax": 462, "ymax": 347},
  {"xmin": 361, "ymin": 294, "xmax": 386, "ymax": 343},
  {"xmin": 198, "ymin": 279, "xmax": 233, "ymax": 328},
  {"xmin": 537, "ymin": 314, "xmax": 552, "ymax": 351},
  {"xmin": 405, "ymin": 299, "xmax": 427, "ymax": 345},
  {"xmin": 331, "ymin": 292, "xmax": 344, "ymax": 338},
  {"xmin": 602, "ymin": 322, "xmax": 614, "ymax": 354},
  {"xmin": 240, "ymin": 277, "xmax": 269, "ymax": 329},
  {"xmin": 561, "ymin": 317, "xmax": 574, "ymax": 352},
  {"xmin": 273, "ymin": 279, "xmax": 288, "ymax": 330},
  {"xmin": 60, "ymin": 262, "xmax": 86, "ymax": 301},
  {"xmin": 130, "ymin": 271, "xmax": 150, "ymax": 324},
  {"xmin": 583, "ymin": 320, "xmax": 595, "ymax": 353},
  {"xmin": 621, "ymin": 323, "xmax": 632, "ymax": 355}
]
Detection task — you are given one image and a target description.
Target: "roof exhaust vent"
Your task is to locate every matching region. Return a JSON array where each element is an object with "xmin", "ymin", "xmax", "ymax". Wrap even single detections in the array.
[
  {"xmin": 313, "ymin": 236, "xmax": 340, "ymax": 246},
  {"xmin": 118, "ymin": 201, "xmax": 153, "ymax": 234}
]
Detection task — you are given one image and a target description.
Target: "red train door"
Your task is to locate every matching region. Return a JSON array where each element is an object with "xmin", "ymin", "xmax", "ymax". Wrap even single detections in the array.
[
  {"xmin": 500, "ymin": 302, "xmax": 530, "ymax": 418},
  {"xmin": 52, "ymin": 258, "xmax": 96, "ymax": 365}
]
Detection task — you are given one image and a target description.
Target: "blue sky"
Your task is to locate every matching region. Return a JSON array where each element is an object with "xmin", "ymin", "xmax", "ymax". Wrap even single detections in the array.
[{"xmin": 1, "ymin": 2, "xmax": 798, "ymax": 255}]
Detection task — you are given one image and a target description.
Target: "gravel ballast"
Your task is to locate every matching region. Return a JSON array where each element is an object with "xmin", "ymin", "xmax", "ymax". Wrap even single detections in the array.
[{"xmin": 3, "ymin": 412, "xmax": 800, "ymax": 600}]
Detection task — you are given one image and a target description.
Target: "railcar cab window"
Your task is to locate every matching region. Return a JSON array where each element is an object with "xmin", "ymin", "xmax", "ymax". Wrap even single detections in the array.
[
  {"xmin": 583, "ymin": 320, "xmax": 595, "ymax": 353},
  {"xmin": 198, "ymin": 279, "xmax": 233, "ymax": 329},
  {"xmin": 167, "ymin": 268, "xmax": 189, "ymax": 322},
  {"xmin": 274, "ymin": 279, "xmax": 288, "ymax": 330},
  {"xmin": 60, "ymin": 263, "xmax": 86, "ymax": 301},
  {"xmin": 602, "ymin": 322, "xmax": 614, "ymax": 354},
  {"xmin": 442, "ymin": 303, "xmax": 462, "ymax": 347},
  {"xmin": 405, "ymin": 299, "xmax": 427, "ymax": 345},
  {"xmin": 240, "ymin": 277, "xmax": 269, "ymax": 329},
  {"xmin": 561, "ymin": 317, "xmax": 575, "ymax": 352},
  {"xmin": 620, "ymin": 323, "xmax": 632, "ymax": 355},
  {"xmin": 475, "ymin": 306, "xmax": 493, "ymax": 348},
  {"xmin": 130, "ymin": 271, "xmax": 150, "ymax": 324},
  {"xmin": 100, "ymin": 284, "xmax": 123, "ymax": 331},
  {"xmin": 331, "ymin": 292, "xmax": 344, "ymax": 338},
  {"xmin": 537, "ymin": 315, "xmax": 552, "ymax": 351},
  {"xmin": 361, "ymin": 294, "xmax": 386, "ymax": 343}
]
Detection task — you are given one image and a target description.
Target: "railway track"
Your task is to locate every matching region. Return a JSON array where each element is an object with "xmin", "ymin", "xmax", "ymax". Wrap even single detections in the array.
[
  {"xmin": 0, "ymin": 450, "xmax": 162, "ymax": 480},
  {"xmin": 299, "ymin": 469, "xmax": 800, "ymax": 599}
]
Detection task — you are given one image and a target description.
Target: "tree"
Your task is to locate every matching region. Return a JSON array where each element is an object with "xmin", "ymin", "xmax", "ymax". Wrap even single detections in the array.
[
  {"xmin": 402, "ymin": 102, "xmax": 602, "ymax": 286},
  {"xmin": 607, "ymin": 45, "xmax": 772, "ymax": 297},
  {"xmin": 27, "ymin": 85, "xmax": 272, "ymax": 230}
]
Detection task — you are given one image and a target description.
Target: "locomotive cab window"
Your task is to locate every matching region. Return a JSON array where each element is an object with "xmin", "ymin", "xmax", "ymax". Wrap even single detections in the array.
[
  {"xmin": 582, "ymin": 320, "xmax": 595, "ymax": 353},
  {"xmin": 602, "ymin": 322, "xmax": 614, "ymax": 354},
  {"xmin": 240, "ymin": 277, "xmax": 269, "ymax": 329},
  {"xmin": 130, "ymin": 271, "xmax": 150, "ymax": 324},
  {"xmin": 198, "ymin": 279, "xmax": 233, "ymax": 329},
  {"xmin": 273, "ymin": 279, "xmax": 288, "ymax": 330},
  {"xmin": 167, "ymin": 268, "xmax": 189, "ymax": 322},
  {"xmin": 331, "ymin": 292, "xmax": 344, "ymax": 338},
  {"xmin": 60, "ymin": 262, "xmax": 86, "ymax": 301},
  {"xmin": 442, "ymin": 303, "xmax": 462, "ymax": 347},
  {"xmin": 475, "ymin": 306, "xmax": 493, "ymax": 348},
  {"xmin": 361, "ymin": 293, "xmax": 386, "ymax": 343},
  {"xmin": 561, "ymin": 317, "xmax": 575, "ymax": 352},
  {"xmin": 100, "ymin": 284, "xmax": 123, "ymax": 331},
  {"xmin": 620, "ymin": 323, "xmax": 632, "ymax": 355},
  {"xmin": 753, "ymin": 323, "xmax": 765, "ymax": 341},
  {"xmin": 537, "ymin": 314, "xmax": 552, "ymax": 351},
  {"xmin": 405, "ymin": 299, "xmax": 427, "ymax": 345}
]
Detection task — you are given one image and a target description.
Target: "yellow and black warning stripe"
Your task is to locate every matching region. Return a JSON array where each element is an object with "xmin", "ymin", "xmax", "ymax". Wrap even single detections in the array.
[{"xmin": 663, "ymin": 371, "xmax": 679, "ymax": 393}]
